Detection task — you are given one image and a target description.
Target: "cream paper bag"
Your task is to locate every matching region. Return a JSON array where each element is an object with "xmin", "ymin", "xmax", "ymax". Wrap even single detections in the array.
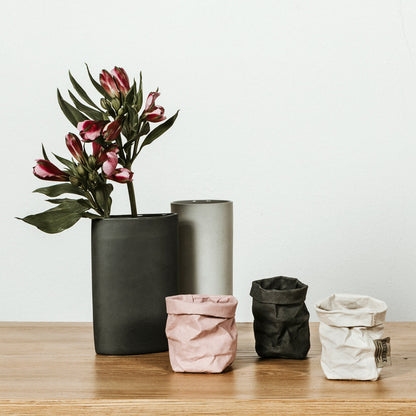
[{"xmin": 315, "ymin": 294, "xmax": 391, "ymax": 381}]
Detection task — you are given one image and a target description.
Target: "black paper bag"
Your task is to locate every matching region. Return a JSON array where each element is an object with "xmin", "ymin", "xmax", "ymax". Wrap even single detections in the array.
[{"xmin": 250, "ymin": 276, "xmax": 310, "ymax": 359}]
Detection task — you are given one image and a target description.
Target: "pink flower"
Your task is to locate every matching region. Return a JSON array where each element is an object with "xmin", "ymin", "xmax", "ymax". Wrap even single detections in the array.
[
  {"xmin": 102, "ymin": 120, "xmax": 122, "ymax": 142},
  {"xmin": 144, "ymin": 92, "xmax": 160, "ymax": 112},
  {"xmin": 92, "ymin": 141, "xmax": 103, "ymax": 160},
  {"xmin": 65, "ymin": 133, "xmax": 83, "ymax": 162},
  {"xmin": 33, "ymin": 159, "xmax": 69, "ymax": 182},
  {"xmin": 77, "ymin": 120, "xmax": 107, "ymax": 142},
  {"xmin": 101, "ymin": 147, "xmax": 133, "ymax": 183},
  {"xmin": 111, "ymin": 67, "xmax": 130, "ymax": 96},
  {"xmin": 107, "ymin": 168, "xmax": 133, "ymax": 183},
  {"xmin": 102, "ymin": 151, "xmax": 119, "ymax": 176},
  {"xmin": 144, "ymin": 106, "xmax": 166, "ymax": 122},
  {"xmin": 142, "ymin": 92, "xmax": 166, "ymax": 123},
  {"xmin": 99, "ymin": 70, "xmax": 119, "ymax": 98},
  {"xmin": 93, "ymin": 143, "xmax": 119, "ymax": 165}
]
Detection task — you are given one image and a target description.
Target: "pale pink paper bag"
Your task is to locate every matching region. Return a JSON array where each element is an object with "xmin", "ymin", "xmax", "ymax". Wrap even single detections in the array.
[{"xmin": 165, "ymin": 295, "xmax": 238, "ymax": 373}]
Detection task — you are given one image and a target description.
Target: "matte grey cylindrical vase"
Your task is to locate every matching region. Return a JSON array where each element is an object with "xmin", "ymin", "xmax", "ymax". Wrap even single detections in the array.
[
  {"xmin": 171, "ymin": 200, "xmax": 233, "ymax": 295},
  {"xmin": 91, "ymin": 214, "xmax": 178, "ymax": 355}
]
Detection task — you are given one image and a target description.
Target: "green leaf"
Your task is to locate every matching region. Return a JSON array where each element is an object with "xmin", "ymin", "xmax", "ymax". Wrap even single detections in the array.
[
  {"xmin": 85, "ymin": 63, "xmax": 111, "ymax": 100},
  {"xmin": 34, "ymin": 183, "xmax": 86, "ymax": 197},
  {"xmin": 68, "ymin": 90, "xmax": 105, "ymax": 120},
  {"xmin": 123, "ymin": 132, "xmax": 138, "ymax": 147},
  {"xmin": 81, "ymin": 211, "xmax": 102, "ymax": 219},
  {"xmin": 52, "ymin": 153, "xmax": 74, "ymax": 170},
  {"xmin": 139, "ymin": 111, "xmax": 179, "ymax": 153},
  {"xmin": 93, "ymin": 183, "xmax": 113, "ymax": 217},
  {"xmin": 41, "ymin": 144, "xmax": 49, "ymax": 161},
  {"xmin": 137, "ymin": 72, "xmax": 143, "ymax": 111},
  {"xmin": 57, "ymin": 89, "xmax": 88, "ymax": 127},
  {"xmin": 125, "ymin": 80, "xmax": 136, "ymax": 106},
  {"xmin": 17, "ymin": 200, "xmax": 90, "ymax": 234},
  {"xmin": 124, "ymin": 121, "xmax": 149, "ymax": 152},
  {"xmin": 127, "ymin": 104, "xmax": 139, "ymax": 134},
  {"xmin": 139, "ymin": 121, "xmax": 150, "ymax": 136},
  {"xmin": 69, "ymin": 71, "xmax": 101, "ymax": 110},
  {"xmin": 121, "ymin": 123, "xmax": 130, "ymax": 141},
  {"xmin": 46, "ymin": 198, "xmax": 91, "ymax": 208}
]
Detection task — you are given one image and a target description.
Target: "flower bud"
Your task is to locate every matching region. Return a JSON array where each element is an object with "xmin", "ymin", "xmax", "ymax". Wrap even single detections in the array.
[
  {"xmin": 76, "ymin": 165, "xmax": 85, "ymax": 176},
  {"xmin": 111, "ymin": 98, "xmax": 120, "ymax": 111},
  {"xmin": 33, "ymin": 159, "xmax": 69, "ymax": 182},
  {"xmin": 100, "ymin": 70, "xmax": 119, "ymax": 98},
  {"xmin": 111, "ymin": 67, "xmax": 130, "ymax": 96},
  {"xmin": 100, "ymin": 98, "xmax": 110, "ymax": 110},
  {"xmin": 88, "ymin": 155, "xmax": 97, "ymax": 169},
  {"xmin": 88, "ymin": 171, "xmax": 98, "ymax": 183},
  {"xmin": 65, "ymin": 133, "xmax": 83, "ymax": 162},
  {"xmin": 70, "ymin": 176, "xmax": 80, "ymax": 186}
]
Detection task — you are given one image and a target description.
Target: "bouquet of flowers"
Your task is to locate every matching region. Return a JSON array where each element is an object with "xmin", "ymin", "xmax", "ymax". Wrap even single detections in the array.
[{"xmin": 19, "ymin": 65, "xmax": 178, "ymax": 233}]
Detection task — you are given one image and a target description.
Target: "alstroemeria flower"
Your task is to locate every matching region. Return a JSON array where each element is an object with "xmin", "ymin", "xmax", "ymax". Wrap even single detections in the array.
[
  {"xmin": 142, "ymin": 92, "xmax": 166, "ymax": 122},
  {"xmin": 93, "ymin": 143, "xmax": 119, "ymax": 165},
  {"xmin": 99, "ymin": 70, "xmax": 119, "ymax": 98},
  {"xmin": 102, "ymin": 120, "xmax": 122, "ymax": 142},
  {"xmin": 107, "ymin": 168, "xmax": 133, "ymax": 183},
  {"xmin": 144, "ymin": 92, "xmax": 160, "ymax": 111},
  {"xmin": 33, "ymin": 159, "xmax": 69, "ymax": 182},
  {"xmin": 101, "ymin": 148, "xmax": 133, "ymax": 183},
  {"xmin": 65, "ymin": 133, "xmax": 83, "ymax": 162},
  {"xmin": 92, "ymin": 141, "xmax": 103, "ymax": 160},
  {"xmin": 102, "ymin": 151, "xmax": 119, "ymax": 176},
  {"xmin": 144, "ymin": 106, "xmax": 166, "ymax": 122},
  {"xmin": 111, "ymin": 67, "xmax": 130, "ymax": 96},
  {"xmin": 77, "ymin": 120, "xmax": 107, "ymax": 142}
]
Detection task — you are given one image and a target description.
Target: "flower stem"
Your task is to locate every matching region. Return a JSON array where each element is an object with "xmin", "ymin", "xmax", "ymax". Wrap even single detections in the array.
[{"xmin": 127, "ymin": 180, "xmax": 137, "ymax": 217}]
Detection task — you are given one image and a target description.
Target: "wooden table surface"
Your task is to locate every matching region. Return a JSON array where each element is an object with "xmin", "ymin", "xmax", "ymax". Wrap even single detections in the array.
[{"xmin": 0, "ymin": 322, "xmax": 415, "ymax": 415}]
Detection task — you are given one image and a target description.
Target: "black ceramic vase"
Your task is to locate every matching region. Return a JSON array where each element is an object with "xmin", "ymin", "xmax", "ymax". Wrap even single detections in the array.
[
  {"xmin": 91, "ymin": 214, "xmax": 178, "ymax": 355},
  {"xmin": 250, "ymin": 276, "xmax": 310, "ymax": 359}
]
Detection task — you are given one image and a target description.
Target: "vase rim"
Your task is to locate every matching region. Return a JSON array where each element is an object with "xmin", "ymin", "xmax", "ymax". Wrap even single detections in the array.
[
  {"xmin": 171, "ymin": 199, "xmax": 232, "ymax": 205},
  {"xmin": 93, "ymin": 213, "xmax": 177, "ymax": 221}
]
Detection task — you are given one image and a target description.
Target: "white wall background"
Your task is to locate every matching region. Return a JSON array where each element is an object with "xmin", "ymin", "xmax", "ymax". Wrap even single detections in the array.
[{"xmin": 1, "ymin": 0, "xmax": 416, "ymax": 322}]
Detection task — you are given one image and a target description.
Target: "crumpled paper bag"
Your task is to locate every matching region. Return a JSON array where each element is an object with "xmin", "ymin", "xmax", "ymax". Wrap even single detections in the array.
[
  {"xmin": 165, "ymin": 294, "xmax": 238, "ymax": 373},
  {"xmin": 315, "ymin": 294, "xmax": 390, "ymax": 381},
  {"xmin": 250, "ymin": 276, "xmax": 310, "ymax": 359}
]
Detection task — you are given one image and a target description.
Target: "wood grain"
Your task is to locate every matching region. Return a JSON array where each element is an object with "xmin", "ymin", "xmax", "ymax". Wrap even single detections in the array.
[{"xmin": 0, "ymin": 322, "xmax": 415, "ymax": 415}]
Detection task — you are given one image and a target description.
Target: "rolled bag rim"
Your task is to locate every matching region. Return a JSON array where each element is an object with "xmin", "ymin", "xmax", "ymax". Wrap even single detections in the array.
[
  {"xmin": 315, "ymin": 293, "xmax": 387, "ymax": 327},
  {"xmin": 250, "ymin": 276, "xmax": 308, "ymax": 304},
  {"xmin": 166, "ymin": 294, "xmax": 238, "ymax": 318}
]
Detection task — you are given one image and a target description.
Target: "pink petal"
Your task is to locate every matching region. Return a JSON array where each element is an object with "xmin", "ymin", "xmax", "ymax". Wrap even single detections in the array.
[
  {"xmin": 33, "ymin": 160, "xmax": 69, "ymax": 181},
  {"xmin": 102, "ymin": 120, "xmax": 122, "ymax": 142},
  {"xmin": 145, "ymin": 106, "xmax": 166, "ymax": 122},
  {"xmin": 108, "ymin": 168, "xmax": 133, "ymax": 183},
  {"xmin": 111, "ymin": 67, "xmax": 130, "ymax": 95},
  {"xmin": 77, "ymin": 120, "xmax": 107, "ymax": 142},
  {"xmin": 102, "ymin": 151, "xmax": 118, "ymax": 176},
  {"xmin": 144, "ymin": 92, "xmax": 160, "ymax": 111},
  {"xmin": 99, "ymin": 70, "xmax": 119, "ymax": 98},
  {"xmin": 65, "ymin": 133, "xmax": 83, "ymax": 161},
  {"xmin": 92, "ymin": 141, "xmax": 102, "ymax": 158}
]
